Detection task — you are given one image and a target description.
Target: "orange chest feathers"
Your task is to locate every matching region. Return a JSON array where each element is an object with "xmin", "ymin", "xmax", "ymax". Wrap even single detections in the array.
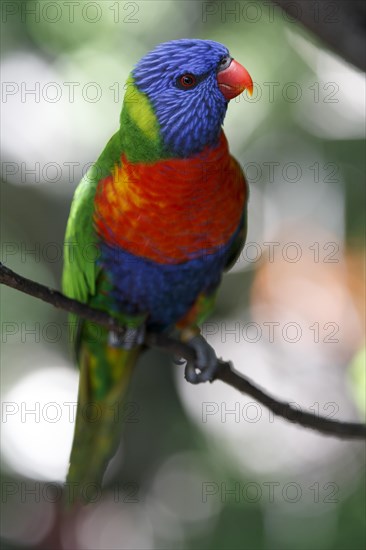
[{"xmin": 94, "ymin": 133, "xmax": 247, "ymax": 264}]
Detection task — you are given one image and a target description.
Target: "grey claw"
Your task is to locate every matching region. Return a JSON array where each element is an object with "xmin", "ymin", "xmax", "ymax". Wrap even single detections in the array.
[
  {"xmin": 184, "ymin": 335, "xmax": 218, "ymax": 384},
  {"xmin": 185, "ymin": 362, "xmax": 201, "ymax": 384}
]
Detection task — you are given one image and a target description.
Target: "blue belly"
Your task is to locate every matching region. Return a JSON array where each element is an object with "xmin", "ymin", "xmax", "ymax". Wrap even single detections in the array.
[{"xmin": 98, "ymin": 232, "xmax": 237, "ymax": 330}]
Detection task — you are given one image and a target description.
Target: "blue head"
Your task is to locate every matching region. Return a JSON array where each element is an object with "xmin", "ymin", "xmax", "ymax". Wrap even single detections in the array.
[{"xmin": 133, "ymin": 39, "xmax": 253, "ymax": 158}]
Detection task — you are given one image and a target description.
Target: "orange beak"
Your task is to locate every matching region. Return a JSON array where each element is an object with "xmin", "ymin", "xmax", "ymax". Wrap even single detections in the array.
[{"xmin": 217, "ymin": 59, "xmax": 253, "ymax": 100}]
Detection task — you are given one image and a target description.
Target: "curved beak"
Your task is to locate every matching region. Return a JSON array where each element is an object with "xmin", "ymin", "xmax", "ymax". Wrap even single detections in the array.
[{"xmin": 217, "ymin": 59, "xmax": 253, "ymax": 100}]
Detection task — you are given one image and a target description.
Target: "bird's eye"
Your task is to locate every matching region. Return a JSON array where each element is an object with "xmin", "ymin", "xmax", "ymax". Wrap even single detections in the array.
[
  {"xmin": 178, "ymin": 74, "xmax": 196, "ymax": 88},
  {"xmin": 218, "ymin": 56, "xmax": 231, "ymax": 71}
]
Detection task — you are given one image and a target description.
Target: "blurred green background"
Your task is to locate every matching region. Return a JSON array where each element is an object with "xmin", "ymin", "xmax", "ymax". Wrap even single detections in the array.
[{"xmin": 1, "ymin": 1, "xmax": 365, "ymax": 549}]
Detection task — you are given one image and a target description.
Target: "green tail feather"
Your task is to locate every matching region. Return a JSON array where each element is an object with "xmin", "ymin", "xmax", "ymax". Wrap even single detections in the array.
[{"xmin": 65, "ymin": 323, "xmax": 140, "ymax": 505}]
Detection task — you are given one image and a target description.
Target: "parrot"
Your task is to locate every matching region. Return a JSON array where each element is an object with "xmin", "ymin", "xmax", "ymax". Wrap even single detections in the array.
[{"xmin": 62, "ymin": 38, "xmax": 253, "ymax": 503}]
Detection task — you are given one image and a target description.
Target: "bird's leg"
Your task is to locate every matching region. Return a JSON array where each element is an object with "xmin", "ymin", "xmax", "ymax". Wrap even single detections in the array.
[
  {"xmin": 108, "ymin": 324, "xmax": 146, "ymax": 350},
  {"xmin": 175, "ymin": 291, "xmax": 220, "ymax": 383}
]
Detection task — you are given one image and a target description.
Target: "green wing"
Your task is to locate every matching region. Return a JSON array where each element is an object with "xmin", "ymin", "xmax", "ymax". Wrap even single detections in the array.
[
  {"xmin": 62, "ymin": 77, "xmax": 164, "ymax": 305},
  {"xmin": 62, "ymin": 131, "xmax": 122, "ymax": 314}
]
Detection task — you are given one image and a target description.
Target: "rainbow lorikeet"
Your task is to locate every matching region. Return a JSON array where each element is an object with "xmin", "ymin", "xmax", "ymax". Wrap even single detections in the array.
[{"xmin": 62, "ymin": 39, "xmax": 253, "ymax": 500}]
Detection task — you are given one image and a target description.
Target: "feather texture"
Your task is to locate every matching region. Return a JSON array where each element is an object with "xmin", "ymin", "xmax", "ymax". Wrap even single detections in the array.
[{"xmin": 62, "ymin": 39, "xmax": 250, "ymax": 499}]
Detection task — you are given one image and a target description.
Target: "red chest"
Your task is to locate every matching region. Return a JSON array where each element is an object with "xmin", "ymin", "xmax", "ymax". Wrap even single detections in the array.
[{"xmin": 94, "ymin": 133, "xmax": 246, "ymax": 264}]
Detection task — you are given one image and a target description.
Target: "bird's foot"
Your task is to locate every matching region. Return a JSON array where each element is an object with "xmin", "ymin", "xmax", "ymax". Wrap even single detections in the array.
[
  {"xmin": 108, "ymin": 324, "xmax": 145, "ymax": 350},
  {"xmin": 184, "ymin": 334, "xmax": 219, "ymax": 384}
]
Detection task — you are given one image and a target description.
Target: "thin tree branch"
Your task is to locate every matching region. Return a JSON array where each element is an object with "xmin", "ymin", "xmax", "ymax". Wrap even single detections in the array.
[{"xmin": 1, "ymin": 262, "xmax": 365, "ymax": 440}]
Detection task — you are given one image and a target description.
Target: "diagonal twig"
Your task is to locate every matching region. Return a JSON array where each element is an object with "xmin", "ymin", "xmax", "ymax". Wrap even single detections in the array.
[{"xmin": 1, "ymin": 262, "xmax": 365, "ymax": 440}]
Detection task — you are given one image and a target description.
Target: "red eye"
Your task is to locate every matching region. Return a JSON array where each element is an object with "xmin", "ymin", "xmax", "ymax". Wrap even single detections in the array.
[{"xmin": 179, "ymin": 74, "xmax": 196, "ymax": 88}]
